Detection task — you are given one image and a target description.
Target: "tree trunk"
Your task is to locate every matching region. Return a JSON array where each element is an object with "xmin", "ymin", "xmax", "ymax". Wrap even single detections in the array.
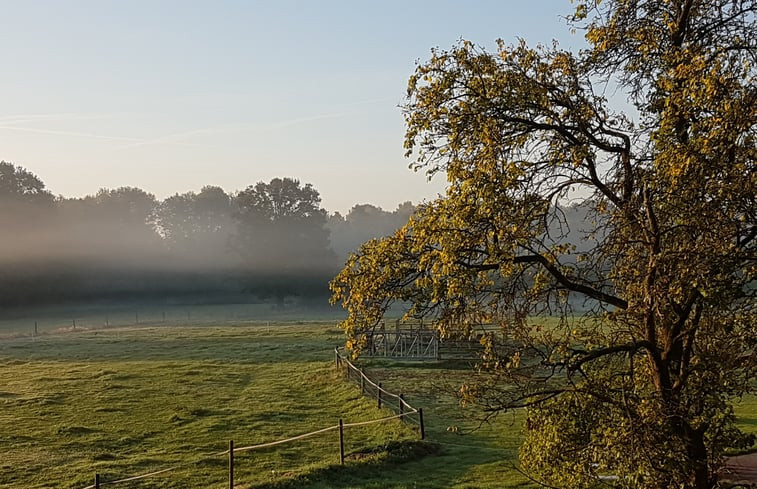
[
  {"xmin": 675, "ymin": 420, "xmax": 712, "ymax": 489},
  {"xmin": 688, "ymin": 430, "xmax": 711, "ymax": 489}
]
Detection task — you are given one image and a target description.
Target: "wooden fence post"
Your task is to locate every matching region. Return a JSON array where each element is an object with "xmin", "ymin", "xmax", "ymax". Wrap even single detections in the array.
[
  {"xmin": 399, "ymin": 394, "xmax": 404, "ymax": 415},
  {"xmin": 360, "ymin": 369, "xmax": 365, "ymax": 394},
  {"xmin": 419, "ymin": 408, "xmax": 425, "ymax": 440},
  {"xmin": 229, "ymin": 439, "xmax": 234, "ymax": 489},
  {"xmin": 377, "ymin": 382, "xmax": 382, "ymax": 409},
  {"xmin": 34, "ymin": 321, "xmax": 38, "ymax": 335},
  {"xmin": 94, "ymin": 473, "xmax": 100, "ymax": 489},
  {"xmin": 335, "ymin": 348, "xmax": 339, "ymax": 369},
  {"xmin": 338, "ymin": 418, "xmax": 345, "ymax": 465}
]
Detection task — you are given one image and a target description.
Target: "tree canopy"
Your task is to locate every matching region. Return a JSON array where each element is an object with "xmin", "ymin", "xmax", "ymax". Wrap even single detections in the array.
[
  {"xmin": 327, "ymin": 202, "xmax": 416, "ymax": 263},
  {"xmin": 331, "ymin": 1, "xmax": 756, "ymax": 488},
  {"xmin": 151, "ymin": 185, "xmax": 234, "ymax": 262},
  {"xmin": 234, "ymin": 177, "xmax": 336, "ymax": 300},
  {"xmin": 0, "ymin": 161, "xmax": 52, "ymax": 201},
  {"xmin": 0, "ymin": 161, "xmax": 54, "ymax": 236}
]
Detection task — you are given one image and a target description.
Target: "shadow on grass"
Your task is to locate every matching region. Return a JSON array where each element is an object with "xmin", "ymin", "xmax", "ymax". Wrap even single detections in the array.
[
  {"xmin": 364, "ymin": 358, "xmax": 477, "ymax": 372},
  {"xmin": 248, "ymin": 440, "xmax": 445, "ymax": 489},
  {"xmin": 738, "ymin": 417, "xmax": 757, "ymax": 428}
]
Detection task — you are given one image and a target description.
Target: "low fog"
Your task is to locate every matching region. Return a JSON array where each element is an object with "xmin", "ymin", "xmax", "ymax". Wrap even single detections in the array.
[
  {"xmin": 0, "ymin": 161, "xmax": 600, "ymax": 312},
  {"xmin": 0, "ymin": 162, "xmax": 415, "ymax": 309}
]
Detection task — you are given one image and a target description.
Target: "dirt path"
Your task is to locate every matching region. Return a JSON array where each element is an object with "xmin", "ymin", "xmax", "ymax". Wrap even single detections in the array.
[{"xmin": 721, "ymin": 453, "xmax": 757, "ymax": 485}]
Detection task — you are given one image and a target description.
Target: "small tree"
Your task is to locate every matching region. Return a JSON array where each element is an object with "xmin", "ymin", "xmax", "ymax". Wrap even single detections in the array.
[{"xmin": 331, "ymin": 1, "xmax": 756, "ymax": 488}]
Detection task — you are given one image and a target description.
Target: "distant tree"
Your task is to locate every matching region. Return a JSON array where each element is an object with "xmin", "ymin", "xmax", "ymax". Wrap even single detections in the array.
[
  {"xmin": 327, "ymin": 202, "xmax": 417, "ymax": 262},
  {"xmin": 331, "ymin": 2, "xmax": 756, "ymax": 489},
  {"xmin": 56, "ymin": 187, "xmax": 161, "ymax": 264},
  {"xmin": 0, "ymin": 161, "xmax": 55, "ymax": 257},
  {"xmin": 89, "ymin": 187, "xmax": 157, "ymax": 226},
  {"xmin": 0, "ymin": 161, "xmax": 53, "ymax": 203},
  {"xmin": 152, "ymin": 192, "xmax": 194, "ymax": 244},
  {"xmin": 234, "ymin": 177, "xmax": 336, "ymax": 300},
  {"xmin": 0, "ymin": 161, "xmax": 57, "ymax": 304},
  {"xmin": 0, "ymin": 160, "xmax": 54, "ymax": 226},
  {"xmin": 152, "ymin": 186, "xmax": 235, "ymax": 262}
]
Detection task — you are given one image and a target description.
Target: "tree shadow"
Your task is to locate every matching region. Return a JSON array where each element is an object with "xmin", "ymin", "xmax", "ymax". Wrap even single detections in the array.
[{"xmin": 246, "ymin": 440, "xmax": 479, "ymax": 489}]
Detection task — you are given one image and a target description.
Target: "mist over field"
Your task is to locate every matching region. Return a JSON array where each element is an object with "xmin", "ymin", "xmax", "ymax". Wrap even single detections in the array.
[
  {"xmin": 0, "ymin": 160, "xmax": 598, "ymax": 321},
  {"xmin": 0, "ymin": 162, "xmax": 416, "ymax": 312}
]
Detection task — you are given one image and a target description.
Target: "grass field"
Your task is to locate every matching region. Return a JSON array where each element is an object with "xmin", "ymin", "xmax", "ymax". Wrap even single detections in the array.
[
  {"xmin": 0, "ymin": 321, "xmax": 754, "ymax": 488},
  {"xmin": 0, "ymin": 302, "xmax": 344, "ymax": 337}
]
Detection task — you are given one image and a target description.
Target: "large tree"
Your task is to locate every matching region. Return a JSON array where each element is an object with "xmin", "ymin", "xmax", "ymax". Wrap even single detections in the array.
[
  {"xmin": 327, "ymin": 202, "xmax": 416, "ymax": 262},
  {"xmin": 58, "ymin": 187, "xmax": 161, "ymax": 260},
  {"xmin": 331, "ymin": 1, "xmax": 756, "ymax": 488},
  {"xmin": 151, "ymin": 185, "xmax": 235, "ymax": 263},
  {"xmin": 0, "ymin": 161, "xmax": 54, "ymax": 230},
  {"xmin": 234, "ymin": 177, "xmax": 336, "ymax": 300},
  {"xmin": 0, "ymin": 161, "xmax": 53, "ymax": 202}
]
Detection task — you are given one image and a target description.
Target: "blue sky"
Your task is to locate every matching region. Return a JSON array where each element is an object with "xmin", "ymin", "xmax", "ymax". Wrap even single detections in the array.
[{"xmin": 0, "ymin": 1, "xmax": 584, "ymax": 213}]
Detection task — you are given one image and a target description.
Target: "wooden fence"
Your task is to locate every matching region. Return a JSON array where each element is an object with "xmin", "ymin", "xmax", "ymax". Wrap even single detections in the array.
[
  {"xmin": 359, "ymin": 322, "xmax": 485, "ymax": 360},
  {"xmin": 363, "ymin": 329, "xmax": 439, "ymax": 359},
  {"xmin": 334, "ymin": 347, "xmax": 425, "ymax": 439}
]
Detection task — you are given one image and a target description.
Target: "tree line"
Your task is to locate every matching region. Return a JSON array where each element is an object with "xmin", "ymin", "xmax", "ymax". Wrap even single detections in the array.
[{"xmin": 0, "ymin": 161, "xmax": 414, "ymax": 308}]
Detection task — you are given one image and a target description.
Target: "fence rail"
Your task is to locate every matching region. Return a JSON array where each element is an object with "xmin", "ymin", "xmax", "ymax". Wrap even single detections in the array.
[
  {"xmin": 359, "ymin": 321, "xmax": 486, "ymax": 360},
  {"xmin": 335, "ymin": 347, "xmax": 425, "ymax": 440},
  {"xmin": 364, "ymin": 330, "xmax": 439, "ymax": 359},
  {"xmin": 0, "ymin": 303, "xmax": 344, "ymax": 339}
]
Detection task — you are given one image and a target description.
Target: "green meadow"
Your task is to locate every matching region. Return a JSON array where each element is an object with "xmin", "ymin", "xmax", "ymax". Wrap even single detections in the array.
[{"xmin": 0, "ymin": 321, "xmax": 754, "ymax": 488}]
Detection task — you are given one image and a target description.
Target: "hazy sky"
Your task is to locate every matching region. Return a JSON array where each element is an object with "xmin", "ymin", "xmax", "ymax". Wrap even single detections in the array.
[{"xmin": 0, "ymin": 1, "xmax": 584, "ymax": 213}]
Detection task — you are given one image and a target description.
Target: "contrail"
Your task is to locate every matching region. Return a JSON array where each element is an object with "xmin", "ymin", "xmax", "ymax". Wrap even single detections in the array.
[
  {"xmin": 116, "ymin": 114, "xmax": 349, "ymax": 150},
  {"xmin": 0, "ymin": 125, "xmax": 142, "ymax": 142},
  {"xmin": 118, "ymin": 96, "xmax": 398, "ymax": 150},
  {"xmin": 0, "ymin": 96, "xmax": 399, "ymax": 150},
  {"xmin": 0, "ymin": 112, "xmax": 118, "ymax": 125},
  {"xmin": 0, "ymin": 122, "xmax": 218, "ymax": 149}
]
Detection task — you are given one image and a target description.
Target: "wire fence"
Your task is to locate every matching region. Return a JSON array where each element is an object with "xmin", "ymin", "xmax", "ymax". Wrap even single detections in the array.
[
  {"xmin": 78, "ymin": 348, "xmax": 425, "ymax": 489},
  {"xmin": 0, "ymin": 303, "xmax": 344, "ymax": 338}
]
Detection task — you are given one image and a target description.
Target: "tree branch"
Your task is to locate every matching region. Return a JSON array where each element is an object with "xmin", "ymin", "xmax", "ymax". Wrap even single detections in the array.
[
  {"xmin": 568, "ymin": 340, "xmax": 656, "ymax": 370},
  {"xmin": 513, "ymin": 254, "xmax": 628, "ymax": 309}
]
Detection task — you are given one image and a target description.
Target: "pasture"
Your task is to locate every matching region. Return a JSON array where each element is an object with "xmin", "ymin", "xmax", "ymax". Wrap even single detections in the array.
[
  {"xmin": 0, "ymin": 319, "xmax": 754, "ymax": 488},
  {"xmin": 0, "ymin": 303, "xmax": 344, "ymax": 337}
]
